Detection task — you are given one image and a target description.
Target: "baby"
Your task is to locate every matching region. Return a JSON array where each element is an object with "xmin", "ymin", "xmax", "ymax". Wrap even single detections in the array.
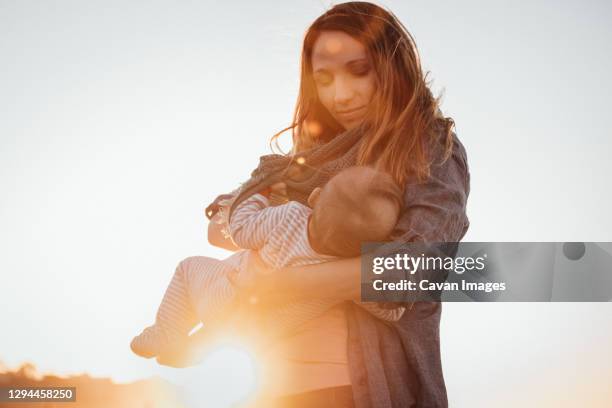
[{"xmin": 131, "ymin": 166, "xmax": 405, "ymax": 358}]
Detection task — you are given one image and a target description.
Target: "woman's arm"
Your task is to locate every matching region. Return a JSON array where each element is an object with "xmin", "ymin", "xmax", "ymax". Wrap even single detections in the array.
[{"xmin": 232, "ymin": 253, "xmax": 362, "ymax": 305}]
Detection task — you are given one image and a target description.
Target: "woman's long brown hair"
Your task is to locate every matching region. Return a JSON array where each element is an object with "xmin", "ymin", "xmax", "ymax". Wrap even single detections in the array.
[{"xmin": 271, "ymin": 1, "xmax": 455, "ymax": 185}]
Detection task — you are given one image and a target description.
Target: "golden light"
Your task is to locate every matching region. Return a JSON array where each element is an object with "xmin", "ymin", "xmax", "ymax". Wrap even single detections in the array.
[
  {"xmin": 324, "ymin": 37, "xmax": 343, "ymax": 54},
  {"xmin": 296, "ymin": 157, "xmax": 306, "ymax": 165},
  {"xmin": 306, "ymin": 120, "xmax": 322, "ymax": 138},
  {"xmin": 179, "ymin": 341, "xmax": 262, "ymax": 408}
]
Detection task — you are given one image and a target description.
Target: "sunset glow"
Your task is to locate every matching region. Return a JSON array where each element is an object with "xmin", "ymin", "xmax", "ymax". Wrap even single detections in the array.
[{"xmin": 2, "ymin": 1, "xmax": 612, "ymax": 407}]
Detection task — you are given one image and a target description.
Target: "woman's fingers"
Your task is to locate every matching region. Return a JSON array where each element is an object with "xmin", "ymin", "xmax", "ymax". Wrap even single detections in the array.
[
  {"xmin": 269, "ymin": 182, "xmax": 289, "ymax": 206},
  {"xmin": 269, "ymin": 192, "xmax": 289, "ymax": 206},
  {"xmin": 227, "ymin": 252, "xmax": 276, "ymax": 307},
  {"xmin": 247, "ymin": 251, "xmax": 274, "ymax": 278}
]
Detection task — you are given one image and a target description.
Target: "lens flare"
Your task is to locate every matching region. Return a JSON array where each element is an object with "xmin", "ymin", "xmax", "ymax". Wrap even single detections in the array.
[
  {"xmin": 177, "ymin": 342, "xmax": 261, "ymax": 408},
  {"xmin": 324, "ymin": 37, "xmax": 343, "ymax": 54},
  {"xmin": 306, "ymin": 120, "xmax": 322, "ymax": 138}
]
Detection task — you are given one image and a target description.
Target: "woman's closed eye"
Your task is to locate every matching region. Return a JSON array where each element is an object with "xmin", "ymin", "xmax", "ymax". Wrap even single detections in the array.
[
  {"xmin": 314, "ymin": 63, "xmax": 371, "ymax": 87},
  {"xmin": 314, "ymin": 71, "xmax": 333, "ymax": 86},
  {"xmin": 348, "ymin": 62, "xmax": 371, "ymax": 76}
]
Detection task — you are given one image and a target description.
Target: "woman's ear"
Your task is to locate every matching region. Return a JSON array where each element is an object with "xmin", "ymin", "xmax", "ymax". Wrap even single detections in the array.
[{"xmin": 307, "ymin": 187, "xmax": 322, "ymax": 208}]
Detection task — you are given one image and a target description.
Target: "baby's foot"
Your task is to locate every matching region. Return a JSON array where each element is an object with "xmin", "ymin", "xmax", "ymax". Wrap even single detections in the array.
[{"xmin": 130, "ymin": 325, "xmax": 178, "ymax": 359}]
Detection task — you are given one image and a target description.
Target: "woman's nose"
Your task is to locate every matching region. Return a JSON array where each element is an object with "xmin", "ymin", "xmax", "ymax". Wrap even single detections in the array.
[{"xmin": 333, "ymin": 76, "xmax": 355, "ymax": 106}]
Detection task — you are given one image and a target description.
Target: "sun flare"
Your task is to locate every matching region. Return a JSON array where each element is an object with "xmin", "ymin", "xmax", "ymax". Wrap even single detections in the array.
[{"xmin": 177, "ymin": 342, "xmax": 261, "ymax": 408}]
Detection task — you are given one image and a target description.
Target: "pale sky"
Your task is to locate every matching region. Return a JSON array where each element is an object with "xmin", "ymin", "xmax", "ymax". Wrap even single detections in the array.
[{"xmin": 1, "ymin": 1, "xmax": 611, "ymax": 407}]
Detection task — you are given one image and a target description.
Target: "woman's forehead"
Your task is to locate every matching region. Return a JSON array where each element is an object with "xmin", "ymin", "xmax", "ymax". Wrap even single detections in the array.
[{"xmin": 311, "ymin": 31, "xmax": 368, "ymax": 70}]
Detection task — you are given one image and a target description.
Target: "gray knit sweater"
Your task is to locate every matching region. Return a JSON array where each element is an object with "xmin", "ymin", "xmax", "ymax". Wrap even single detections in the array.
[{"xmin": 343, "ymin": 133, "xmax": 469, "ymax": 408}]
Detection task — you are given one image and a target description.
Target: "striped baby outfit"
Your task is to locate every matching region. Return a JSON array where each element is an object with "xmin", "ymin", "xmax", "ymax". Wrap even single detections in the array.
[
  {"xmin": 131, "ymin": 194, "xmax": 403, "ymax": 358},
  {"xmin": 228, "ymin": 194, "xmax": 405, "ymax": 333}
]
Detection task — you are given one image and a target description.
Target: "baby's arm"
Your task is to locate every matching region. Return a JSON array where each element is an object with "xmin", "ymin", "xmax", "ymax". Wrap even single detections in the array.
[{"xmin": 228, "ymin": 194, "xmax": 289, "ymax": 250}]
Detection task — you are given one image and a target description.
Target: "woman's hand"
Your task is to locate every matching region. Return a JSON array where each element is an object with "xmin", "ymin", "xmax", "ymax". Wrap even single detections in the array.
[
  {"xmin": 227, "ymin": 251, "xmax": 283, "ymax": 307},
  {"xmin": 207, "ymin": 213, "xmax": 240, "ymax": 251},
  {"xmin": 268, "ymin": 182, "xmax": 289, "ymax": 206}
]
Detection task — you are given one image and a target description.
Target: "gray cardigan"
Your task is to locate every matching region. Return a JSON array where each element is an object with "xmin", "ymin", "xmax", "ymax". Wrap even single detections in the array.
[{"xmin": 347, "ymin": 134, "xmax": 470, "ymax": 408}]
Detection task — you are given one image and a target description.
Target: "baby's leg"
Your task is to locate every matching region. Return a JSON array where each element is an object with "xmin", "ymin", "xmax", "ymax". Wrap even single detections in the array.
[
  {"xmin": 184, "ymin": 254, "xmax": 240, "ymax": 324},
  {"xmin": 131, "ymin": 256, "xmax": 230, "ymax": 358}
]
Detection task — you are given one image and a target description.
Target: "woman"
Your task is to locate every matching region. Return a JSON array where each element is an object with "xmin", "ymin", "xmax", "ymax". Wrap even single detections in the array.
[{"xmin": 202, "ymin": 2, "xmax": 469, "ymax": 407}]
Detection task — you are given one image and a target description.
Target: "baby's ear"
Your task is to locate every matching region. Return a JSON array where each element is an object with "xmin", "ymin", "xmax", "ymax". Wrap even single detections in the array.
[{"xmin": 307, "ymin": 187, "xmax": 322, "ymax": 208}]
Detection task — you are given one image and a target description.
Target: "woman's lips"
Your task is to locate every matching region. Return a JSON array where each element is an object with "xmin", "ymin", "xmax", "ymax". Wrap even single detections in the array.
[{"xmin": 336, "ymin": 106, "xmax": 366, "ymax": 121}]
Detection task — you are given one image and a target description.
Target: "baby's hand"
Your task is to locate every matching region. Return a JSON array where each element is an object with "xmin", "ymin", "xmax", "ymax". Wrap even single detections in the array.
[{"xmin": 268, "ymin": 182, "xmax": 289, "ymax": 206}]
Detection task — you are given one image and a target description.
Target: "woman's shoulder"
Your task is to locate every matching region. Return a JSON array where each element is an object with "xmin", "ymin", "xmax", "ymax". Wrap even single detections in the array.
[
  {"xmin": 428, "ymin": 125, "xmax": 468, "ymax": 173},
  {"xmin": 394, "ymin": 129, "xmax": 470, "ymax": 242},
  {"xmin": 407, "ymin": 129, "xmax": 469, "ymax": 191},
  {"xmin": 445, "ymin": 132, "xmax": 469, "ymax": 181}
]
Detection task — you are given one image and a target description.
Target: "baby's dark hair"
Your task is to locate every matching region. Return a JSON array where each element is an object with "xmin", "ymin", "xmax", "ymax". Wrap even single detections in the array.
[{"xmin": 308, "ymin": 166, "xmax": 404, "ymax": 257}]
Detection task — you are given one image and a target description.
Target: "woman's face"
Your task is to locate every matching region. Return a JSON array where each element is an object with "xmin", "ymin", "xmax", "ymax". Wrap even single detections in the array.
[{"xmin": 311, "ymin": 30, "xmax": 376, "ymax": 131}]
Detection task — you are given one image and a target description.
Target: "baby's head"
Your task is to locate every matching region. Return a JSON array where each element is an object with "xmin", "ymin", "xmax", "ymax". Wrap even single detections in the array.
[{"xmin": 307, "ymin": 166, "xmax": 403, "ymax": 257}]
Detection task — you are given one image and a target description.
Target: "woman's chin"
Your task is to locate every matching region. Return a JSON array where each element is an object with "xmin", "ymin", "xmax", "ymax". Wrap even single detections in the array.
[{"xmin": 339, "ymin": 119, "xmax": 364, "ymax": 132}]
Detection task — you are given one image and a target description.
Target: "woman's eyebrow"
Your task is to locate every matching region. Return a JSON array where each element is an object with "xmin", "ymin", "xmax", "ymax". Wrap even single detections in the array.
[{"xmin": 313, "ymin": 58, "xmax": 369, "ymax": 74}]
